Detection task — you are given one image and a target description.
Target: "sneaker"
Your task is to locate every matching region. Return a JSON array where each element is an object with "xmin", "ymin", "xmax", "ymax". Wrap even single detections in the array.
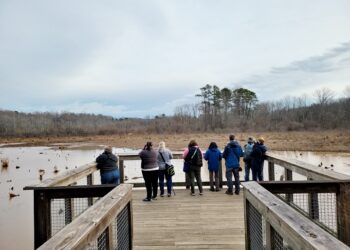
[
  {"xmin": 191, "ymin": 193, "xmax": 195, "ymax": 196},
  {"xmin": 199, "ymin": 192, "xmax": 203, "ymax": 196},
  {"xmin": 167, "ymin": 193, "xmax": 171, "ymax": 197},
  {"xmin": 143, "ymin": 198, "xmax": 151, "ymax": 202},
  {"xmin": 225, "ymin": 190, "xmax": 233, "ymax": 195},
  {"xmin": 160, "ymin": 194, "xmax": 164, "ymax": 197},
  {"xmin": 152, "ymin": 196, "xmax": 157, "ymax": 200}
]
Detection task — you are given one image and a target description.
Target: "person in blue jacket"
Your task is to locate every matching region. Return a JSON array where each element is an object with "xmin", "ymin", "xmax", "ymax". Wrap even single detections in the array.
[
  {"xmin": 204, "ymin": 142, "xmax": 222, "ymax": 192},
  {"xmin": 222, "ymin": 135, "xmax": 243, "ymax": 195},
  {"xmin": 251, "ymin": 137, "xmax": 267, "ymax": 181}
]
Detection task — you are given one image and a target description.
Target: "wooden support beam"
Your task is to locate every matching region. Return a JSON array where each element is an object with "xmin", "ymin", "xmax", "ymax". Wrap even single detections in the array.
[
  {"xmin": 268, "ymin": 161, "xmax": 275, "ymax": 181},
  {"xmin": 337, "ymin": 182, "xmax": 350, "ymax": 247},
  {"xmin": 285, "ymin": 169, "xmax": 293, "ymax": 203},
  {"xmin": 119, "ymin": 159, "xmax": 124, "ymax": 184},
  {"xmin": 87, "ymin": 174, "xmax": 94, "ymax": 206},
  {"xmin": 34, "ymin": 190, "xmax": 51, "ymax": 249}
]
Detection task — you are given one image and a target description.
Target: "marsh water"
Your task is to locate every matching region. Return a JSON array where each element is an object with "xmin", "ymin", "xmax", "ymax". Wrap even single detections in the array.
[{"xmin": 0, "ymin": 144, "xmax": 350, "ymax": 250}]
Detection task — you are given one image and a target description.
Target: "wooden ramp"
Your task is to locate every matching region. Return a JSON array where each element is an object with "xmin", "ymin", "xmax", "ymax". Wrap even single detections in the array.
[{"xmin": 132, "ymin": 188, "xmax": 245, "ymax": 250}]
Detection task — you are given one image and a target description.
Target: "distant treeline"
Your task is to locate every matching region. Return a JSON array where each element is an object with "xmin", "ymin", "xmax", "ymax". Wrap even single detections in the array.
[{"xmin": 0, "ymin": 86, "xmax": 349, "ymax": 137}]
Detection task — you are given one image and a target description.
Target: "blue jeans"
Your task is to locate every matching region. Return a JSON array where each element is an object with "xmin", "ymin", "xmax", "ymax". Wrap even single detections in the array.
[
  {"xmin": 101, "ymin": 169, "xmax": 120, "ymax": 184},
  {"xmin": 244, "ymin": 160, "xmax": 252, "ymax": 181},
  {"xmin": 226, "ymin": 168, "xmax": 240, "ymax": 193},
  {"xmin": 159, "ymin": 169, "xmax": 173, "ymax": 195}
]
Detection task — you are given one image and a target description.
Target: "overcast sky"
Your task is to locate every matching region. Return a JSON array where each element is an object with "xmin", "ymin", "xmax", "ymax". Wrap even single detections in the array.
[{"xmin": 0, "ymin": 0, "xmax": 349, "ymax": 117}]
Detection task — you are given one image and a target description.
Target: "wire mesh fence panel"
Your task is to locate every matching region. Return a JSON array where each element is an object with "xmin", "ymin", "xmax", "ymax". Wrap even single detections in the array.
[
  {"xmin": 86, "ymin": 229, "xmax": 108, "ymax": 250},
  {"xmin": 50, "ymin": 197, "xmax": 96, "ymax": 237},
  {"xmin": 318, "ymin": 193, "xmax": 337, "ymax": 233},
  {"xmin": 50, "ymin": 199, "xmax": 66, "ymax": 236},
  {"xmin": 291, "ymin": 193, "xmax": 309, "ymax": 213},
  {"xmin": 276, "ymin": 192, "xmax": 337, "ymax": 235},
  {"xmin": 271, "ymin": 226, "xmax": 284, "ymax": 250},
  {"xmin": 72, "ymin": 197, "xmax": 90, "ymax": 219},
  {"xmin": 247, "ymin": 201, "xmax": 264, "ymax": 250},
  {"xmin": 116, "ymin": 204, "xmax": 131, "ymax": 250}
]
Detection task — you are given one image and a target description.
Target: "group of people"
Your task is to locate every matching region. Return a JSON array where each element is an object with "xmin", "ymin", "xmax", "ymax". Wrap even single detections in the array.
[{"xmin": 95, "ymin": 135, "xmax": 267, "ymax": 201}]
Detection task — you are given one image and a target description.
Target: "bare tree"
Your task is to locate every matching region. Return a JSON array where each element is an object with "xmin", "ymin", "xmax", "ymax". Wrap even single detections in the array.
[{"xmin": 314, "ymin": 88, "xmax": 334, "ymax": 106}]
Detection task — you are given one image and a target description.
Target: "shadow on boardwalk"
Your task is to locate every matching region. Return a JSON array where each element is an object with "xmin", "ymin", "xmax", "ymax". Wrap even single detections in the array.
[{"xmin": 132, "ymin": 188, "xmax": 245, "ymax": 250}]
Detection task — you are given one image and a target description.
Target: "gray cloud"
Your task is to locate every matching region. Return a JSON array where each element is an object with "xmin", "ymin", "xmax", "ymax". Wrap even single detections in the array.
[
  {"xmin": 1, "ymin": 1, "xmax": 350, "ymax": 117},
  {"xmin": 271, "ymin": 43, "xmax": 350, "ymax": 73}
]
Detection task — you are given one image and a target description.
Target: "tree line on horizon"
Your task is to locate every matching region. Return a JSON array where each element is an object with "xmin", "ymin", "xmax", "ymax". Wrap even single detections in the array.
[{"xmin": 0, "ymin": 85, "xmax": 349, "ymax": 137}]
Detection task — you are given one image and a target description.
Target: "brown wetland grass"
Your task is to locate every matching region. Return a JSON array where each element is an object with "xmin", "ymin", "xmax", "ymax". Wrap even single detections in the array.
[{"xmin": 0, "ymin": 130, "xmax": 350, "ymax": 152}]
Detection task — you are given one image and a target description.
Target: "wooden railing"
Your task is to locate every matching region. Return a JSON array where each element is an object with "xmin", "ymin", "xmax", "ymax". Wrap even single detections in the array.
[
  {"xmin": 265, "ymin": 152, "xmax": 350, "ymax": 181},
  {"xmin": 36, "ymin": 184, "xmax": 133, "ymax": 250},
  {"xmin": 24, "ymin": 150, "xmax": 350, "ymax": 249},
  {"xmin": 242, "ymin": 181, "xmax": 350, "ymax": 250}
]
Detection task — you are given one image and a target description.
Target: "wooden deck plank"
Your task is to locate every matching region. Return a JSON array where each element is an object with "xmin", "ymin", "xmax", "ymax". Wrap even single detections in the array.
[{"xmin": 132, "ymin": 188, "xmax": 245, "ymax": 250}]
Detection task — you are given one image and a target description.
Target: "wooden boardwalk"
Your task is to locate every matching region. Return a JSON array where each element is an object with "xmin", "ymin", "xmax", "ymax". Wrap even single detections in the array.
[{"xmin": 132, "ymin": 188, "xmax": 245, "ymax": 250}]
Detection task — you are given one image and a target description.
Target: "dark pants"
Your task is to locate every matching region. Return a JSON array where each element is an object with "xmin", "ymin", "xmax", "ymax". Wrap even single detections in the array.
[
  {"xmin": 142, "ymin": 170, "xmax": 159, "ymax": 199},
  {"xmin": 189, "ymin": 165, "xmax": 203, "ymax": 194},
  {"xmin": 159, "ymin": 169, "xmax": 173, "ymax": 195},
  {"xmin": 209, "ymin": 170, "xmax": 219, "ymax": 190},
  {"xmin": 100, "ymin": 169, "xmax": 120, "ymax": 184},
  {"xmin": 226, "ymin": 168, "xmax": 240, "ymax": 193},
  {"xmin": 252, "ymin": 160, "xmax": 264, "ymax": 181}
]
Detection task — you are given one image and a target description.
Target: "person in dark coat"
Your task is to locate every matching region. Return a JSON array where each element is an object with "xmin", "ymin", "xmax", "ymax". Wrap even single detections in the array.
[
  {"xmin": 96, "ymin": 146, "xmax": 120, "ymax": 184},
  {"xmin": 251, "ymin": 137, "xmax": 267, "ymax": 181},
  {"xmin": 204, "ymin": 142, "xmax": 222, "ymax": 192},
  {"xmin": 184, "ymin": 140, "xmax": 203, "ymax": 196},
  {"xmin": 222, "ymin": 135, "xmax": 243, "ymax": 195},
  {"xmin": 139, "ymin": 142, "xmax": 159, "ymax": 202}
]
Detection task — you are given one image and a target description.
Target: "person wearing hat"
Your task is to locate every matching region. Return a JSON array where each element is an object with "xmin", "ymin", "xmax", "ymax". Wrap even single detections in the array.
[
  {"xmin": 243, "ymin": 137, "xmax": 255, "ymax": 181},
  {"xmin": 96, "ymin": 146, "xmax": 120, "ymax": 184},
  {"xmin": 251, "ymin": 137, "xmax": 267, "ymax": 181}
]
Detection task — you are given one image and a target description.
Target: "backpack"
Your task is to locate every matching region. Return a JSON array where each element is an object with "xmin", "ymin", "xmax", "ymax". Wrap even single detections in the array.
[
  {"xmin": 244, "ymin": 144, "xmax": 253, "ymax": 161},
  {"xmin": 188, "ymin": 147, "xmax": 203, "ymax": 167}
]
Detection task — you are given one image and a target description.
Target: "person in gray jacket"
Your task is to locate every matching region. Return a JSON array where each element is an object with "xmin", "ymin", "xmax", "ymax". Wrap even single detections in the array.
[
  {"xmin": 96, "ymin": 146, "xmax": 120, "ymax": 184},
  {"xmin": 157, "ymin": 141, "xmax": 173, "ymax": 197},
  {"xmin": 139, "ymin": 142, "xmax": 159, "ymax": 202}
]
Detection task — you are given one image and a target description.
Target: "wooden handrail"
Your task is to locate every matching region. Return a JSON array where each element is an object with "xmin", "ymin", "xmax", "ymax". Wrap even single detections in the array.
[
  {"xmin": 242, "ymin": 181, "xmax": 350, "ymax": 250},
  {"xmin": 266, "ymin": 152, "xmax": 350, "ymax": 180},
  {"xmin": 24, "ymin": 151, "xmax": 350, "ymax": 189},
  {"xmin": 37, "ymin": 184, "xmax": 133, "ymax": 250}
]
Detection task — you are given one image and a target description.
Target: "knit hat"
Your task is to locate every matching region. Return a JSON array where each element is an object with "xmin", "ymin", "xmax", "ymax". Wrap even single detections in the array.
[
  {"xmin": 257, "ymin": 137, "xmax": 265, "ymax": 143},
  {"xmin": 248, "ymin": 137, "xmax": 254, "ymax": 143}
]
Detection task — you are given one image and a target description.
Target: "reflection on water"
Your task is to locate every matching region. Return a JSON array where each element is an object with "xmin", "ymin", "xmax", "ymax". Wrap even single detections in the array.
[{"xmin": 0, "ymin": 145, "xmax": 350, "ymax": 250}]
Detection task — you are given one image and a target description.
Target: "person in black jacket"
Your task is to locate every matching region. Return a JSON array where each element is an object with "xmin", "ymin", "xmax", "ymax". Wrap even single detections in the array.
[
  {"xmin": 184, "ymin": 140, "xmax": 203, "ymax": 196},
  {"xmin": 96, "ymin": 146, "xmax": 120, "ymax": 184}
]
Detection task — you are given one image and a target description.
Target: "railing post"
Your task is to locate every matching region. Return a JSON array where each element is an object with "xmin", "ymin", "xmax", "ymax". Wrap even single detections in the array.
[
  {"xmin": 265, "ymin": 222, "xmax": 272, "ymax": 250},
  {"xmin": 307, "ymin": 177, "xmax": 319, "ymax": 220},
  {"xmin": 119, "ymin": 159, "xmax": 124, "ymax": 184},
  {"xmin": 284, "ymin": 169, "xmax": 293, "ymax": 203},
  {"xmin": 34, "ymin": 190, "xmax": 51, "ymax": 249},
  {"xmin": 219, "ymin": 160, "xmax": 223, "ymax": 188},
  {"xmin": 268, "ymin": 161, "xmax": 275, "ymax": 181},
  {"xmin": 64, "ymin": 198, "xmax": 73, "ymax": 224},
  {"xmin": 87, "ymin": 173, "xmax": 94, "ymax": 206},
  {"xmin": 337, "ymin": 182, "xmax": 350, "ymax": 246}
]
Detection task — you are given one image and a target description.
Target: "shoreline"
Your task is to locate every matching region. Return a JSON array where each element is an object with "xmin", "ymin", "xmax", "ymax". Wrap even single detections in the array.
[{"xmin": 0, "ymin": 130, "xmax": 350, "ymax": 153}]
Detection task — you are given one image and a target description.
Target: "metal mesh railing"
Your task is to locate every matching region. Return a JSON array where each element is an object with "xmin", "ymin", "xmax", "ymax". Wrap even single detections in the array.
[
  {"xmin": 247, "ymin": 201, "xmax": 264, "ymax": 250},
  {"xmin": 50, "ymin": 197, "xmax": 95, "ymax": 236},
  {"xmin": 271, "ymin": 226, "xmax": 284, "ymax": 250},
  {"xmin": 277, "ymin": 192, "xmax": 337, "ymax": 234},
  {"xmin": 116, "ymin": 204, "xmax": 131, "ymax": 250}
]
